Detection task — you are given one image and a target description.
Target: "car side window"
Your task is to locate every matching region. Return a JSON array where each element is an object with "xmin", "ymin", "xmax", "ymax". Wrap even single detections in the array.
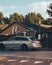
[
  {"xmin": 14, "ymin": 37, "xmax": 29, "ymax": 41},
  {"xmin": 8, "ymin": 37, "xmax": 14, "ymax": 41}
]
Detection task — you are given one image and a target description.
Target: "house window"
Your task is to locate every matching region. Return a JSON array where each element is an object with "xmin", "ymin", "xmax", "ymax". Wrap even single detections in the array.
[{"xmin": 42, "ymin": 33, "xmax": 48, "ymax": 38}]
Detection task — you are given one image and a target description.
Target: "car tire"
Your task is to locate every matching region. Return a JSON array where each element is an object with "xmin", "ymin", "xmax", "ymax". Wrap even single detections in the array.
[
  {"xmin": 0, "ymin": 43, "xmax": 5, "ymax": 50},
  {"xmin": 21, "ymin": 44, "xmax": 28, "ymax": 51}
]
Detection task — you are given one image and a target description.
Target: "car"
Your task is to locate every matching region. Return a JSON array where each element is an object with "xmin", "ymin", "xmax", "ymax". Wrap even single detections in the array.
[
  {"xmin": 30, "ymin": 37, "xmax": 42, "ymax": 48},
  {"xmin": 0, "ymin": 36, "xmax": 42, "ymax": 50}
]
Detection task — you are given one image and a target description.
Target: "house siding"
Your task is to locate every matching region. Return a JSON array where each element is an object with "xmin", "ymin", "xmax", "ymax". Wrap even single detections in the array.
[{"xmin": 1, "ymin": 23, "xmax": 27, "ymax": 35}]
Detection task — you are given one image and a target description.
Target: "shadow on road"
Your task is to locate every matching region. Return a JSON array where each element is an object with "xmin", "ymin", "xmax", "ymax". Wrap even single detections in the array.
[{"xmin": 0, "ymin": 48, "xmax": 52, "ymax": 52}]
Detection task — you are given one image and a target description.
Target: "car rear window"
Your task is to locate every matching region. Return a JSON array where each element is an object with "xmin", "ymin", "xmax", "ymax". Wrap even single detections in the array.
[{"xmin": 30, "ymin": 37, "xmax": 38, "ymax": 41}]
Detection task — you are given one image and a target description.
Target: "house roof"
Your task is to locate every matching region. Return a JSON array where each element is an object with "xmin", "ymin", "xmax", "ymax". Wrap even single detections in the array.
[
  {"xmin": 40, "ymin": 24, "xmax": 52, "ymax": 28},
  {"xmin": 0, "ymin": 21, "xmax": 52, "ymax": 34},
  {"xmin": 0, "ymin": 22, "xmax": 35, "ymax": 34}
]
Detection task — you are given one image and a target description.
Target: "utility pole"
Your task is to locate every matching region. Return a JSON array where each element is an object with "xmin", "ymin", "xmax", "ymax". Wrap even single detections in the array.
[{"xmin": 38, "ymin": 19, "xmax": 41, "ymax": 40}]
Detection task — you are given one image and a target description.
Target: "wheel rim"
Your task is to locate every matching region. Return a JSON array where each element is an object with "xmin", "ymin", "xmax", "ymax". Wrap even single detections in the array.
[{"xmin": 21, "ymin": 45, "xmax": 28, "ymax": 51}]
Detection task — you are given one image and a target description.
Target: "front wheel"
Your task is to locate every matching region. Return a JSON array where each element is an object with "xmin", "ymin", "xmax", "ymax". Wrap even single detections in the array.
[{"xmin": 21, "ymin": 44, "xmax": 28, "ymax": 51}]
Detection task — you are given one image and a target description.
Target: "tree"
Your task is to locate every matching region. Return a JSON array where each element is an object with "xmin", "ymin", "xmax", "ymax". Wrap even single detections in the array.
[
  {"xmin": 19, "ymin": 14, "xmax": 24, "ymax": 22},
  {"xmin": 47, "ymin": 3, "xmax": 52, "ymax": 25},
  {"xmin": 9, "ymin": 14, "xmax": 14, "ymax": 24},
  {"xmin": 13, "ymin": 13, "xmax": 24, "ymax": 22},
  {"xmin": 0, "ymin": 12, "xmax": 4, "ymax": 24},
  {"xmin": 37, "ymin": 13, "xmax": 44, "ymax": 24},
  {"xmin": 25, "ymin": 12, "xmax": 38, "ymax": 24},
  {"xmin": 47, "ymin": 3, "xmax": 52, "ymax": 17},
  {"xmin": 37, "ymin": 13, "xmax": 44, "ymax": 21},
  {"xmin": 4, "ymin": 17, "xmax": 9, "ymax": 24},
  {"xmin": 9, "ymin": 13, "xmax": 24, "ymax": 24}
]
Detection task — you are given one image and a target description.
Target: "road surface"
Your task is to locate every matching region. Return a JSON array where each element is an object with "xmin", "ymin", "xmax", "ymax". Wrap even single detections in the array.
[{"xmin": 0, "ymin": 50, "xmax": 52, "ymax": 65}]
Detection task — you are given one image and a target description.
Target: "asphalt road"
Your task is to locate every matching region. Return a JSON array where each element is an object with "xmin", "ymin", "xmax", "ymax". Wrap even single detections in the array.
[
  {"xmin": 0, "ymin": 49, "xmax": 52, "ymax": 58},
  {"xmin": 0, "ymin": 50, "xmax": 52, "ymax": 65}
]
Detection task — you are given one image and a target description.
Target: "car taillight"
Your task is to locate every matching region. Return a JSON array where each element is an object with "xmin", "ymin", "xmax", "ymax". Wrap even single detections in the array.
[
  {"xmin": 32, "ymin": 41, "xmax": 36, "ymax": 44},
  {"xmin": 32, "ymin": 41, "xmax": 40, "ymax": 44}
]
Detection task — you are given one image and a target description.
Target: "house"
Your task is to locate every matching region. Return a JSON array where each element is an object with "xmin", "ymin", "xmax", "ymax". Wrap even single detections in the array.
[
  {"xmin": 0, "ymin": 21, "xmax": 52, "ymax": 39},
  {"xmin": 0, "ymin": 21, "xmax": 52, "ymax": 48},
  {"xmin": 0, "ymin": 22, "xmax": 35, "ymax": 37}
]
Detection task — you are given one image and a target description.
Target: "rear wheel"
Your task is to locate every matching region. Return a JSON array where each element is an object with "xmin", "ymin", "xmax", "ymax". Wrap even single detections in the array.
[
  {"xmin": 21, "ymin": 44, "xmax": 28, "ymax": 51},
  {"xmin": 0, "ymin": 43, "xmax": 5, "ymax": 50}
]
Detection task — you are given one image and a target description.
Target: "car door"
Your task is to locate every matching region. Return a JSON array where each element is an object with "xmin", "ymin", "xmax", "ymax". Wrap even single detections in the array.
[
  {"xmin": 13, "ymin": 37, "xmax": 22, "ymax": 49},
  {"xmin": 3, "ymin": 37, "xmax": 15, "ymax": 49},
  {"xmin": 7, "ymin": 37, "xmax": 21, "ymax": 49}
]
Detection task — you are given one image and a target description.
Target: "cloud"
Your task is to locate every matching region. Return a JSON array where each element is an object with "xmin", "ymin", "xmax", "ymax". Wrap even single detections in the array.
[
  {"xmin": 4, "ymin": 12, "xmax": 10, "ymax": 17},
  {"xmin": 0, "ymin": 1, "xmax": 52, "ymax": 18},
  {"xmin": 0, "ymin": 6, "xmax": 4, "ymax": 12},
  {"xmin": 0, "ymin": 5, "xmax": 21, "ymax": 11},
  {"xmin": 11, "ymin": 6, "xmax": 17, "ymax": 9},
  {"xmin": 5, "ymin": 5, "xmax": 21, "ymax": 10},
  {"xmin": 0, "ymin": 5, "xmax": 22, "ymax": 17},
  {"xmin": 29, "ymin": 1, "xmax": 51, "ymax": 18}
]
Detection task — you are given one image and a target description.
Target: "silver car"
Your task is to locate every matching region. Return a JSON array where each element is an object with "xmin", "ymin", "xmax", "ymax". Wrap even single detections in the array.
[{"xmin": 0, "ymin": 36, "xmax": 42, "ymax": 50}]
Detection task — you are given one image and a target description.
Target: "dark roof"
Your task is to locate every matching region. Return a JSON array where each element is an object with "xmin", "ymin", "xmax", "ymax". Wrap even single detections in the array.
[
  {"xmin": 0, "ymin": 21, "xmax": 52, "ymax": 34},
  {"xmin": 0, "ymin": 22, "xmax": 34, "ymax": 33}
]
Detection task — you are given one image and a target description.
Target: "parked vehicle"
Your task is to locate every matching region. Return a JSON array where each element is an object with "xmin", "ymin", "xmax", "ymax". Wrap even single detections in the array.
[
  {"xmin": 0, "ymin": 36, "xmax": 42, "ymax": 50},
  {"xmin": 30, "ymin": 37, "xmax": 42, "ymax": 48}
]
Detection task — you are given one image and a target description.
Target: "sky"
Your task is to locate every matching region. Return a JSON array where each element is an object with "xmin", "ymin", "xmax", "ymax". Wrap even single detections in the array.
[{"xmin": 0, "ymin": 0, "xmax": 52, "ymax": 18}]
